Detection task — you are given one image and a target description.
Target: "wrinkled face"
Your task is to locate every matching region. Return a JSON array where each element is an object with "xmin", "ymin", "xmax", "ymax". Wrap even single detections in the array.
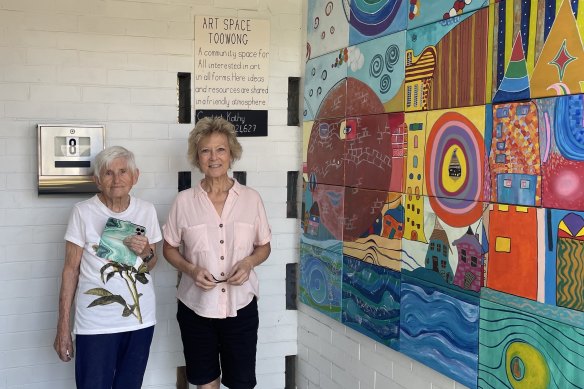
[
  {"xmin": 96, "ymin": 157, "xmax": 138, "ymax": 201},
  {"xmin": 198, "ymin": 133, "xmax": 231, "ymax": 178}
]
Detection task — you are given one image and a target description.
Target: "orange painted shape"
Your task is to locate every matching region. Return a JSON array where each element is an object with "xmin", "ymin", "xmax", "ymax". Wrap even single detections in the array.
[{"xmin": 486, "ymin": 206, "xmax": 538, "ymax": 300}]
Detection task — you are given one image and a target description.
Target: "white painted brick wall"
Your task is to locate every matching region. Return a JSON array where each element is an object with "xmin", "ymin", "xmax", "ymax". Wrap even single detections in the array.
[{"xmin": 0, "ymin": 1, "xmax": 301, "ymax": 388}]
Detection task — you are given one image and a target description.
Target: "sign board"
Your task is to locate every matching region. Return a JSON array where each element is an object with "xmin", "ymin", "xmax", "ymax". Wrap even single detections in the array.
[
  {"xmin": 194, "ymin": 16, "xmax": 269, "ymax": 136},
  {"xmin": 195, "ymin": 109, "xmax": 268, "ymax": 137}
]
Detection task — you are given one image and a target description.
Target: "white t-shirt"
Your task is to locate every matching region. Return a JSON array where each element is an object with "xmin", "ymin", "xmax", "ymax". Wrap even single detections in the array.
[{"xmin": 65, "ymin": 195, "xmax": 162, "ymax": 335}]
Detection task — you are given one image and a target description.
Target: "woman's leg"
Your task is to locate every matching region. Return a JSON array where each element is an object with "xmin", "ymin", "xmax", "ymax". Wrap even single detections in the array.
[
  {"xmin": 75, "ymin": 333, "xmax": 120, "ymax": 389},
  {"xmin": 177, "ymin": 300, "xmax": 221, "ymax": 386},
  {"xmin": 112, "ymin": 326, "xmax": 155, "ymax": 389},
  {"xmin": 217, "ymin": 297, "xmax": 259, "ymax": 389}
]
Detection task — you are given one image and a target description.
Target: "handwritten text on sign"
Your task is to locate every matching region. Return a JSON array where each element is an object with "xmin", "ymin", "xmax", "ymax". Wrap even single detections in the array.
[{"xmin": 195, "ymin": 16, "xmax": 270, "ymax": 110}]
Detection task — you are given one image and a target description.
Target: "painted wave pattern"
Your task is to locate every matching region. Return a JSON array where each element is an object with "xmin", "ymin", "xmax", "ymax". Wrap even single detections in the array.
[
  {"xmin": 479, "ymin": 299, "xmax": 584, "ymax": 389},
  {"xmin": 299, "ymin": 244, "xmax": 343, "ymax": 320},
  {"xmin": 342, "ymin": 256, "xmax": 401, "ymax": 348},
  {"xmin": 556, "ymin": 238, "xmax": 584, "ymax": 312},
  {"xmin": 400, "ymin": 280, "xmax": 479, "ymax": 388}
]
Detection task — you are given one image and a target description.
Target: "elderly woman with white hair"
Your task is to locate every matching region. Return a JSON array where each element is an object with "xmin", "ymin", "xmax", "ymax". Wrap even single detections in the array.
[{"xmin": 54, "ymin": 146, "xmax": 162, "ymax": 389}]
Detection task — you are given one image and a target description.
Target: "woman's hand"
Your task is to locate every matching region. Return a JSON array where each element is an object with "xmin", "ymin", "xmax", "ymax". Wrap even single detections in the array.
[
  {"xmin": 188, "ymin": 265, "xmax": 218, "ymax": 291},
  {"xmin": 54, "ymin": 324, "xmax": 73, "ymax": 362},
  {"xmin": 226, "ymin": 258, "xmax": 253, "ymax": 286},
  {"xmin": 123, "ymin": 234, "xmax": 150, "ymax": 258}
]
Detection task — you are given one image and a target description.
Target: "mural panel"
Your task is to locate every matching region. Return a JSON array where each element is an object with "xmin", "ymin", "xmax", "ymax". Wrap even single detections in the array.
[
  {"xmin": 342, "ymin": 256, "xmax": 401, "ymax": 349},
  {"xmin": 479, "ymin": 288, "xmax": 584, "ymax": 389},
  {"xmin": 299, "ymin": 243, "xmax": 343, "ymax": 320},
  {"xmin": 349, "ymin": 0, "xmax": 407, "ymax": 45}
]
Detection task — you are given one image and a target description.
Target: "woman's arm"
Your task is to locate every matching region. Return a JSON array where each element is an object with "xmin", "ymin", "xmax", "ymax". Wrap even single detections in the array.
[
  {"xmin": 54, "ymin": 241, "xmax": 83, "ymax": 362},
  {"xmin": 227, "ymin": 242, "xmax": 271, "ymax": 285},
  {"xmin": 163, "ymin": 239, "xmax": 216, "ymax": 290}
]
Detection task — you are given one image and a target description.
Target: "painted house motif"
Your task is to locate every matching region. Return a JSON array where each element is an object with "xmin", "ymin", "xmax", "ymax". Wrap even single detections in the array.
[
  {"xmin": 307, "ymin": 202, "xmax": 321, "ymax": 236},
  {"xmin": 382, "ymin": 205, "xmax": 405, "ymax": 239},
  {"xmin": 489, "ymin": 102, "xmax": 541, "ymax": 206},
  {"xmin": 486, "ymin": 204, "xmax": 538, "ymax": 300},
  {"xmin": 404, "ymin": 47, "xmax": 437, "ymax": 112},
  {"xmin": 452, "ymin": 227, "xmax": 484, "ymax": 292},
  {"xmin": 424, "ymin": 219, "xmax": 454, "ymax": 283},
  {"xmin": 404, "ymin": 117, "xmax": 427, "ymax": 242}
]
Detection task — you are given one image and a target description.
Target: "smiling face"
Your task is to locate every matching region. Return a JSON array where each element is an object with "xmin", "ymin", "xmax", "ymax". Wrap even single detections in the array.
[
  {"xmin": 95, "ymin": 157, "xmax": 139, "ymax": 202},
  {"xmin": 197, "ymin": 133, "xmax": 232, "ymax": 179}
]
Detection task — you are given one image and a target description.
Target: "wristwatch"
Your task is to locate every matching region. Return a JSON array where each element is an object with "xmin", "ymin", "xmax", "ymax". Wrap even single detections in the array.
[{"xmin": 142, "ymin": 248, "xmax": 155, "ymax": 263}]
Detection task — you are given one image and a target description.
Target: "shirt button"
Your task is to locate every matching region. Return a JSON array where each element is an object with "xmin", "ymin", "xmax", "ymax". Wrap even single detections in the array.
[
  {"xmin": 221, "ymin": 272, "xmax": 225, "ymax": 276},
  {"xmin": 220, "ymin": 240, "xmax": 224, "ymax": 244},
  {"xmin": 220, "ymin": 256, "xmax": 224, "ymax": 260},
  {"xmin": 221, "ymin": 288, "xmax": 226, "ymax": 292},
  {"xmin": 219, "ymin": 223, "xmax": 223, "ymax": 228}
]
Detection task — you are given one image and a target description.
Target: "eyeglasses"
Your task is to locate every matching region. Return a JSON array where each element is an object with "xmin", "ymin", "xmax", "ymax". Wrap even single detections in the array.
[{"xmin": 211, "ymin": 274, "xmax": 228, "ymax": 283}]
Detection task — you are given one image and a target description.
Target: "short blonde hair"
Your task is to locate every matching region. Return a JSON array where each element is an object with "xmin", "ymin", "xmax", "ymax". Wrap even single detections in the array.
[{"xmin": 187, "ymin": 117, "xmax": 242, "ymax": 171}]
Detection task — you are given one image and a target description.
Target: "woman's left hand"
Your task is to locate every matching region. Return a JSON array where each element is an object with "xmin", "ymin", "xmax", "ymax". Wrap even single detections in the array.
[
  {"xmin": 123, "ymin": 234, "xmax": 150, "ymax": 258},
  {"xmin": 226, "ymin": 258, "xmax": 253, "ymax": 286}
]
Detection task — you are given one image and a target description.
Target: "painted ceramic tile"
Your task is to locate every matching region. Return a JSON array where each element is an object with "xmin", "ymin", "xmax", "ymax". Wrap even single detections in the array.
[
  {"xmin": 492, "ymin": 0, "xmax": 584, "ymax": 100},
  {"xmin": 349, "ymin": 0, "xmax": 407, "ymax": 46},
  {"xmin": 405, "ymin": 9, "xmax": 489, "ymax": 112},
  {"xmin": 347, "ymin": 31, "xmax": 406, "ymax": 115},
  {"xmin": 537, "ymin": 95, "xmax": 584, "ymax": 211},
  {"xmin": 343, "ymin": 191, "xmax": 403, "ymax": 271},
  {"xmin": 407, "ymin": 0, "xmax": 488, "ymax": 30},
  {"xmin": 403, "ymin": 111, "xmax": 428, "ymax": 242},
  {"xmin": 544, "ymin": 208, "xmax": 584, "ymax": 312},
  {"xmin": 305, "ymin": 117, "xmax": 346, "ymax": 187},
  {"xmin": 425, "ymin": 105, "xmax": 490, "ymax": 202},
  {"xmin": 306, "ymin": 0, "xmax": 349, "ymax": 60},
  {"xmin": 304, "ymin": 49, "xmax": 348, "ymax": 122},
  {"xmin": 302, "ymin": 182, "xmax": 344, "ymax": 254},
  {"xmin": 479, "ymin": 288, "xmax": 584, "ymax": 389},
  {"xmin": 299, "ymin": 242, "xmax": 343, "ymax": 321},
  {"xmin": 342, "ymin": 256, "xmax": 401, "ymax": 349},
  {"xmin": 486, "ymin": 204, "xmax": 544, "ymax": 301},
  {"xmin": 400, "ymin": 274, "xmax": 479, "ymax": 389},
  {"xmin": 402, "ymin": 196, "xmax": 487, "ymax": 296},
  {"xmin": 489, "ymin": 102, "xmax": 542, "ymax": 206},
  {"xmin": 344, "ymin": 112, "xmax": 405, "ymax": 192}
]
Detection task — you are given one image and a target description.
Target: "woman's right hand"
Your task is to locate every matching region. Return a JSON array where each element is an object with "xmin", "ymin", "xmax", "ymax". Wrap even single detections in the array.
[
  {"xmin": 189, "ymin": 265, "xmax": 217, "ymax": 291},
  {"xmin": 54, "ymin": 324, "xmax": 73, "ymax": 362}
]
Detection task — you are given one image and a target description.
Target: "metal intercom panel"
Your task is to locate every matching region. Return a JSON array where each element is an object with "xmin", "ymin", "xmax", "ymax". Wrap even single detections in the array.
[{"xmin": 38, "ymin": 124, "xmax": 105, "ymax": 194}]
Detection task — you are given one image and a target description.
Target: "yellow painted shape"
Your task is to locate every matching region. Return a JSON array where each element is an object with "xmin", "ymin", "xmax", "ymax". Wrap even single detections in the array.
[
  {"xmin": 531, "ymin": 0, "xmax": 584, "ymax": 98},
  {"xmin": 505, "ymin": 341, "xmax": 550, "ymax": 389},
  {"xmin": 498, "ymin": 204, "xmax": 509, "ymax": 211},
  {"xmin": 495, "ymin": 236, "xmax": 511, "ymax": 252},
  {"xmin": 527, "ymin": 0, "xmax": 538, "ymax": 75},
  {"xmin": 516, "ymin": 206, "xmax": 528, "ymax": 213},
  {"xmin": 440, "ymin": 145, "xmax": 467, "ymax": 193}
]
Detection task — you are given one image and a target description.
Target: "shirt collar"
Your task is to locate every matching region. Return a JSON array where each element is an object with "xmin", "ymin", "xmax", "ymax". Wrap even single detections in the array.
[{"xmin": 193, "ymin": 177, "xmax": 242, "ymax": 197}]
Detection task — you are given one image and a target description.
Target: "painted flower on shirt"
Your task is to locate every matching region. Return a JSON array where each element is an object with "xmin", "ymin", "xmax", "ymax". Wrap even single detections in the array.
[{"xmin": 84, "ymin": 261, "xmax": 150, "ymax": 323}]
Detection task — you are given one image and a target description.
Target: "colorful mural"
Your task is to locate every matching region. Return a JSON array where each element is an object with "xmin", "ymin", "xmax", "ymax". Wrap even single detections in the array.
[
  {"xmin": 479, "ymin": 288, "xmax": 584, "ymax": 389},
  {"xmin": 342, "ymin": 256, "xmax": 401, "ymax": 349},
  {"xmin": 299, "ymin": 243, "xmax": 343, "ymax": 320},
  {"xmin": 301, "ymin": 0, "xmax": 584, "ymax": 387},
  {"xmin": 347, "ymin": 31, "xmax": 406, "ymax": 114},
  {"xmin": 349, "ymin": 0, "xmax": 407, "ymax": 45},
  {"xmin": 400, "ymin": 275, "xmax": 480, "ymax": 389}
]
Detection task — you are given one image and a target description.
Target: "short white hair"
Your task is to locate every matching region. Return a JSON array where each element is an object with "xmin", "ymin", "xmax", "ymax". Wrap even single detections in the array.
[{"xmin": 93, "ymin": 146, "xmax": 138, "ymax": 178}]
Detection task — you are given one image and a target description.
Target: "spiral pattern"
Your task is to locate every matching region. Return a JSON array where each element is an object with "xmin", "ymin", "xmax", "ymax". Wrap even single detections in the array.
[
  {"xmin": 370, "ymin": 54, "xmax": 384, "ymax": 78},
  {"xmin": 379, "ymin": 74, "xmax": 391, "ymax": 94},
  {"xmin": 385, "ymin": 44, "xmax": 400, "ymax": 71}
]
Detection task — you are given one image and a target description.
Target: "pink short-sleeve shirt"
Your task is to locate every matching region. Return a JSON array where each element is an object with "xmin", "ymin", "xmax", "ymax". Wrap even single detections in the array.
[{"xmin": 163, "ymin": 179, "xmax": 271, "ymax": 318}]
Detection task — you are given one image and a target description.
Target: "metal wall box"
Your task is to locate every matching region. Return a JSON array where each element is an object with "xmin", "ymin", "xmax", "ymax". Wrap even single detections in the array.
[{"xmin": 38, "ymin": 124, "xmax": 105, "ymax": 195}]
